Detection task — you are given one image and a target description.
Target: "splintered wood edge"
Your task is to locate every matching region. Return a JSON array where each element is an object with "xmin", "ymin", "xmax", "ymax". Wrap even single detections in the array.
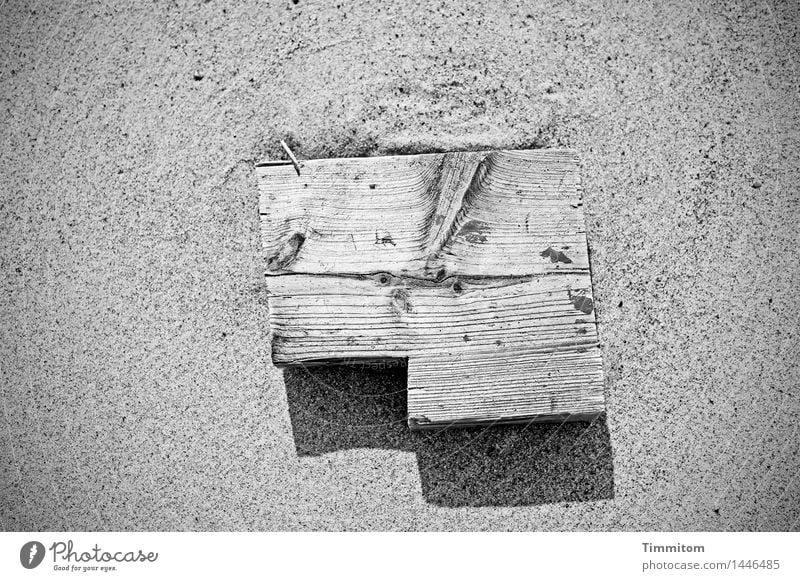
[{"xmin": 407, "ymin": 411, "xmax": 606, "ymax": 430}]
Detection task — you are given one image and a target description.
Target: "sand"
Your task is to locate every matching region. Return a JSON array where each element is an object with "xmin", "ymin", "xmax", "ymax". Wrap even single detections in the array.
[{"xmin": 1, "ymin": 0, "xmax": 798, "ymax": 531}]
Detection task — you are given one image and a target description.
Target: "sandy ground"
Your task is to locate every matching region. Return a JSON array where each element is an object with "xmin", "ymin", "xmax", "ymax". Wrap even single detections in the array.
[{"xmin": 1, "ymin": 0, "xmax": 798, "ymax": 531}]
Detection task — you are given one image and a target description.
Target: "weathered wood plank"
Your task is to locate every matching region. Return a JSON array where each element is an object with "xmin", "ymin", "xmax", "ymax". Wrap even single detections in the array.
[
  {"xmin": 257, "ymin": 149, "xmax": 605, "ymax": 429},
  {"xmin": 259, "ymin": 150, "xmax": 588, "ymax": 279},
  {"xmin": 408, "ymin": 346, "xmax": 604, "ymax": 428}
]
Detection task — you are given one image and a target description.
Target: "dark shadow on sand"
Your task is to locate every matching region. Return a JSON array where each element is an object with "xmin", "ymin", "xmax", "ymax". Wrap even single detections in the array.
[{"xmin": 283, "ymin": 364, "xmax": 614, "ymax": 507}]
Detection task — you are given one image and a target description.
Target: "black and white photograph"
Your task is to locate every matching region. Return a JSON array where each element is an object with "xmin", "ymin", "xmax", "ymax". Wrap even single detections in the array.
[{"xmin": 1, "ymin": 0, "xmax": 798, "ymax": 576}]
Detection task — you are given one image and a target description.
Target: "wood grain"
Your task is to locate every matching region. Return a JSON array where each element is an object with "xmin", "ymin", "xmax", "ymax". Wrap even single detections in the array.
[
  {"xmin": 259, "ymin": 150, "xmax": 588, "ymax": 278},
  {"xmin": 257, "ymin": 149, "xmax": 605, "ymax": 429}
]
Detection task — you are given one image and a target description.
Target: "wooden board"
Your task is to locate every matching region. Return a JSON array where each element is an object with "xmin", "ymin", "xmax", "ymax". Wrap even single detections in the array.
[{"xmin": 257, "ymin": 150, "xmax": 605, "ymax": 429}]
